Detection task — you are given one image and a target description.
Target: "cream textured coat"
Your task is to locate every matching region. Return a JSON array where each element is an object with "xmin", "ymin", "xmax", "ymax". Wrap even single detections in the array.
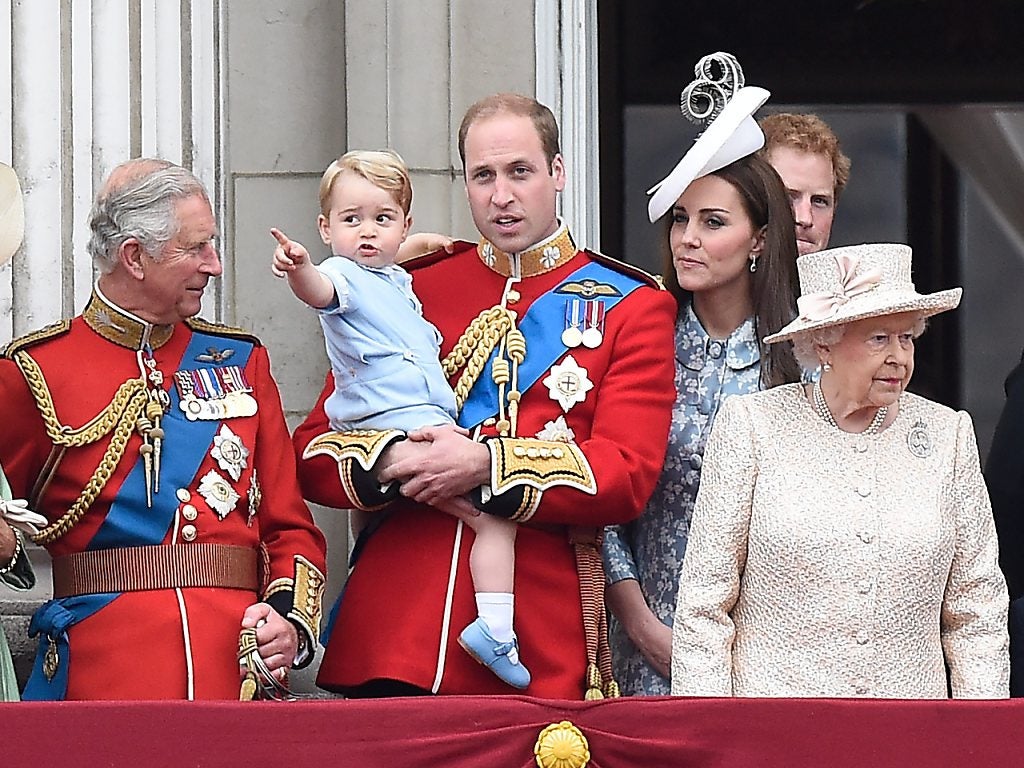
[{"xmin": 671, "ymin": 384, "xmax": 1009, "ymax": 699}]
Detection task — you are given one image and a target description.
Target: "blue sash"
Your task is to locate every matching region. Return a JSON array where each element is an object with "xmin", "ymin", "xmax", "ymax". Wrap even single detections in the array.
[
  {"xmin": 325, "ymin": 263, "xmax": 649, "ymax": 639},
  {"xmin": 22, "ymin": 596, "xmax": 113, "ymax": 700},
  {"xmin": 89, "ymin": 331, "xmax": 254, "ymax": 549},
  {"xmin": 23, "ymin": 330, "xmax": 255, "ymax": 700},
  {"xmin": 458, "ymin": 261, "xmax": 646, "ymax": 429}
]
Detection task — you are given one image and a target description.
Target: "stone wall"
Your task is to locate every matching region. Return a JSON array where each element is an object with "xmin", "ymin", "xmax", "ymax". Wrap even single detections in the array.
[{"xmin": 3, "ymin": 0, "xmax": 541, "ymax": 696}]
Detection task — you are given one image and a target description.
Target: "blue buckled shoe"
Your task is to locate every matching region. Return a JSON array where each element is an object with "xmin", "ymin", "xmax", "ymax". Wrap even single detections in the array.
[{"xmin": 457, "ymin": 618, "xmax": 531, "ymax": 690}]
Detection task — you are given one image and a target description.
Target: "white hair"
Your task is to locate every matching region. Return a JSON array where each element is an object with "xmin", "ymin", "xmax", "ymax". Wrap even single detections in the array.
[
  {"xmin": 87, "ymin": 161, "xmax": 209, "ymax": 275},
  {"xmin": 791, "ymin": 314, "xmax": 928, "ymax": 370}
]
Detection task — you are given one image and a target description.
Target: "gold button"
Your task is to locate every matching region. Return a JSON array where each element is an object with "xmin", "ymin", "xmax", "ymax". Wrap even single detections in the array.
[
  {"xmin": 181, "ymin": 504, "xmax": 198, "ymax": 521},
  {"xmin": 176, "ymin": 488, "xmax": 192, "ymax": 503},
  {"xmin": 506, "ymin": 289, "xmax": 521, "ymax": 304},
  {"xmin": 181, "ymin": 524, "xmax": 197, "ymax": 542}
]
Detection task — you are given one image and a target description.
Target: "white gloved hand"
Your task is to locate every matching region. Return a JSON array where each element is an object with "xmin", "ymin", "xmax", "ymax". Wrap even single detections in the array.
[{"xmin": 0, "ymin": 497, "xmax": 47, "ymax": 535}]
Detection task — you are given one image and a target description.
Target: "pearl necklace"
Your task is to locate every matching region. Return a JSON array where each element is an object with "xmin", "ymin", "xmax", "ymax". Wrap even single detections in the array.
[{"xmin": 813, "ymin": 381, "xmax": 888, "ymax": 436}]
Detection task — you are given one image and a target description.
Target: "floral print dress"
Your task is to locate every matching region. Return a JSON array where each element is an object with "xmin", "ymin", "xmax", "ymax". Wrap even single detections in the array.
[{"xmin": 602, "ymin": 303, "xmax": 762, "ymax": 695}]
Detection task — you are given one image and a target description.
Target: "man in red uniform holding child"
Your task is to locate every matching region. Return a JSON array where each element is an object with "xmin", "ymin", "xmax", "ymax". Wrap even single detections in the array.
[{"xmin": 293, "ymin": 93, "xmax": 676, "ymax": 699}]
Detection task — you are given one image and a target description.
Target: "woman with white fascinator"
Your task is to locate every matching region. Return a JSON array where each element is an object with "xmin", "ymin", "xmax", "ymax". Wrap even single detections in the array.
[
  {"xmin": 602, "ymin": 52, "xmax": 802, "ymax": 695},
  {"xmin": 671, "ymin": 242, "xmax": 1009, "ymax": 698},
  {"xmin": 0, "ymin": 162, "xmax": 45, "ymax": 701}
]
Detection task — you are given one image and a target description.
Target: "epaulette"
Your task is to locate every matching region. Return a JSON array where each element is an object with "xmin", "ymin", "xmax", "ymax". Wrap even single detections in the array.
[
  {"xmin": 186, "ymin": 316, "xmax": 263, "ymax": 347},
  {"xmin": 2, "ymin": 319, "xmax": 73, "ymax": 358},
  {"xmin": 584, "ymin": 249, "xmax": 664, "ymax": 290},
  {"xmin": 403, "ymin": 239, "xmax": 477, "ymax": 272}
]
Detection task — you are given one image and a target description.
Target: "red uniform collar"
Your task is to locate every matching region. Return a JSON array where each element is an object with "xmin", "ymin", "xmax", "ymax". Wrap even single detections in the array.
[
  {"xmin": 83, "ymin": 286, "xmax": 175, "ymax": 351},
  {"xmin": 476, "ymin": 223, "xmax": 576, "ymax": 278}
]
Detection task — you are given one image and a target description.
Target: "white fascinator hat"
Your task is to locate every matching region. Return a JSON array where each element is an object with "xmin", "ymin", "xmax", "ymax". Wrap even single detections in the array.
[
  {"xmin": 0, "ymin": 162, "xmax": 25, "ymax": 265},
  {"xmin": 647, "ymin": 52, "xmax": 770, "ymax": 223}
]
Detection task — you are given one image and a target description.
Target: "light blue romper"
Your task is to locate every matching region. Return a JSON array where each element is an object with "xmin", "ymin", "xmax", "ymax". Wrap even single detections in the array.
[{"xmin": 318, "ymin": 256, "xmax": 457, "ymax": 432}]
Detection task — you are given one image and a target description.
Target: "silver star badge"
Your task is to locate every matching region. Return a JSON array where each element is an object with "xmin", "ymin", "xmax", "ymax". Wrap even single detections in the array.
[
  {"xmin": 211, "ymin": 425, "xmax": 250, "ymax": 481},
  {"xmin": 543, "ymin": 355, "xmax": 594, "ymax": 413},
  {"xmin": 198, "ymin": 469, "xmax": 240, "ymax": 520},
  {"xmin": 535, "ymin": 415, "xmax": 576, "ymax": 443}
]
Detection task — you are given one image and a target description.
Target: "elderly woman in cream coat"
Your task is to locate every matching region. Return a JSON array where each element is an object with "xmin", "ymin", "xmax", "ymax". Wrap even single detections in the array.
[{"xmin": 671, "ymin": 242, "xmax": 1009, "ymax": 699}]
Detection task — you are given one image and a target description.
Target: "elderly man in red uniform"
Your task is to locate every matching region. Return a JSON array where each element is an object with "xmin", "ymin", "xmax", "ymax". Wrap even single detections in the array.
[
  {"xmin": 292, "ymin": 93, "xmax": 676, "ymax": 699},
  {"xmin": 0, "ymin": 159, "xmax": 326, "ymax": 700}
]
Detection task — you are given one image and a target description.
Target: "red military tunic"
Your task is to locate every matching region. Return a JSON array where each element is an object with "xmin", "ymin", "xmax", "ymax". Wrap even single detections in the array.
[
  {"xmin": 294, "ymin": 227, "xmax": 675, "ymax": 698},
  {"xmin": 0, "ymin": 290, "xmax": 326, "ymax": 700}
]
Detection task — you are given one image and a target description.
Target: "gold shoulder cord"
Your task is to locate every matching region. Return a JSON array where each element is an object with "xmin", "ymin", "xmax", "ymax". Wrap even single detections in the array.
[
  {"xmin": 441, "ymin": 305, "xmax": 525, "ymax": 436},
  {"xmin": 15, "ymin": 350, "xmax": 150, "ymax": 544},
  {"xmin": 185, "ymin": 316, "xmax": 261, "ymax": 345}
]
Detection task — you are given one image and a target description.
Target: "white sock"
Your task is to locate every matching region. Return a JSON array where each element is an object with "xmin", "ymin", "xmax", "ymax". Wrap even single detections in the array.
[{"xmin": 476, "ymin": 592, "xmax": 514, "ymax": 642}]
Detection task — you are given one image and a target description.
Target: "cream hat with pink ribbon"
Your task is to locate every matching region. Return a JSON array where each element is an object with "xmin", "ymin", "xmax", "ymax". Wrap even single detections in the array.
[
  {"xmin": 0, "ymin": 162, "xmax": 25, "ymax": 266},
  {"xmin": 763, "ymin": 243, "xmax": 962, "ymax": 345}
]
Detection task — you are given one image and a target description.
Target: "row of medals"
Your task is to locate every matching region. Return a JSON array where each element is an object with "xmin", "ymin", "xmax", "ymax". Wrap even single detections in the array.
[
  {"xmin": 561, "ymin": 298, "xmax": 605, "ymax": 349},
  {"xmin": 173, "ymin": 367, "xmax": 258, "ymax": 421}
]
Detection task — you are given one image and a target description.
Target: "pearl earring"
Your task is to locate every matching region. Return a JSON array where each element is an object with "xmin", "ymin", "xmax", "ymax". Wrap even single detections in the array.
[{"xmin": 822, "ymin": 362, "xmax": 832, "ymax": 372}]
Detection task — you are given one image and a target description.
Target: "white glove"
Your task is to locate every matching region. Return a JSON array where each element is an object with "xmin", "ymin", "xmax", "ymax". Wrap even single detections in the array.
[{"xmin": 0, "ymin": 497, "xmax": 47, "ymax": 535}]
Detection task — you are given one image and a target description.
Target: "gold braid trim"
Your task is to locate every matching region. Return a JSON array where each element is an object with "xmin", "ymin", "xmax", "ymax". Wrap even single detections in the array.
[
  {"xmin": 2, "ymin": 320, "xmax": 72, "ymax": 357},
  {"xmin": 288, "ymin": 555, "xmax": 325, "ymax": 641},
  {"xmin": 185, "ymin": 316, "xmax": 262, "ymax": 346},
  {"xmin": 15, "ymin": 351, "xmax": 148, "ymax": 447},
  {"xmin": 509, "ymin": 486, "xmax": 541, "ymax": 523},
  {"xmin": 302, "ymin": 429, "xmax": 405, "ymax": 472},
  {"xmin": 487, "ymin": 438, "xmax": 597, "ymax": 496},
  {"xmin": 441, "ymin": 306, "xmax": 516, "ymax": 411},
  {"xmin": 14, "ymin": 350, "xmax": 151, "ymax": 544},
  {"xmin": 302, "ymin": 430, "xmax": 404, "ymax": 512}
]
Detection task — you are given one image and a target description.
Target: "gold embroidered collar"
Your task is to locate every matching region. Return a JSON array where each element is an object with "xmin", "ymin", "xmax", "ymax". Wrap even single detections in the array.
[
  {"xmin": 477, "ymin": 222, "xmax": 577, "ymax": 278},
  {"xmin": 83, "ymin": 286, "xmax": 175, "ymax": 351}
]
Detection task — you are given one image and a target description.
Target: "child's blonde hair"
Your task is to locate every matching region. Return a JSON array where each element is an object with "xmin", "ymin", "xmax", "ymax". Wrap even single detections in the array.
[{"xmin": 319, "ymin": 149, "xmax": 412, "ymax": 217}]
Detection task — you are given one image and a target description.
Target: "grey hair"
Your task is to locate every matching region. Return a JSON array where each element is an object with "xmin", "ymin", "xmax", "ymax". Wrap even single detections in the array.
[
  {"xmin": 791, "ymin": 314, "xmax": 929, "ymax": 370},
  {"xmin": 88, "ymin": 160, "xmax": 209, "ymax": 274}
]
